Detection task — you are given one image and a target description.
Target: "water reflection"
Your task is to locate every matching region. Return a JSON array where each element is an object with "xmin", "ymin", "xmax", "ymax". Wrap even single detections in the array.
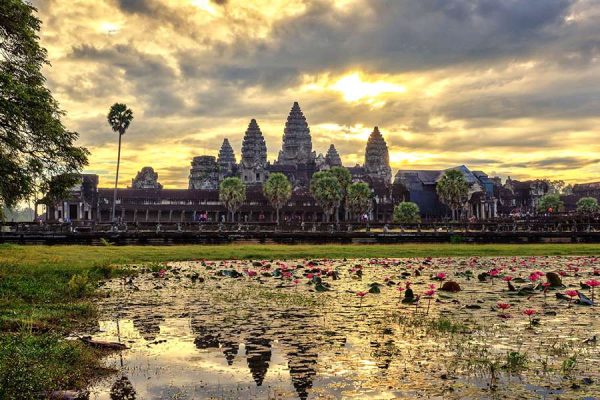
[{"xmin": 85, "ymin": 257, "xmax": 600, "ymax": 399}]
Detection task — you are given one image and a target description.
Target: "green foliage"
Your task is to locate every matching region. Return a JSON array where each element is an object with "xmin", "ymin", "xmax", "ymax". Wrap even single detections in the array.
[
  {"xmin": 67, "ymin": 272, "xmax": 91, "ymax": 298},
  {"xmin": 219, "ymin": 177, "xmax": 246, "ymax": 221},
  {"xmin": 0, "ymin": 333, "xmax": 102, "ymax": 399},
  {"xmin": 328, "ymin": 167, "xmax": 352, "ymax": 196},
  {"xmin": 393, "ymin": 201, "xmax": 421, "ymax": 223},
  {"xmin": 436, "ymin": 169, "xmax": 469, "ymax": 219},
  {"xmin": 537, "ymin": 193, "xmax": 564, "ymax": 213},
  {"xmin": 309, "ymin": 171, "xmax": 342, "ymax": 222},
  {"xmin": 346, "ymin": 182, "xmax": 372, "ymax": 220},
  {"xmin": 107, "ymin": 103, "xmax": 134, "ymax": 136},
  {"xmin": 263, "ymin": 173, "xmax": 292, "ymax": 224},
  {"xmin": 0, "ymin": 0, "xmax": 88, "ymax": 211},
  {"xmin": 561, "ymin": 354, "xmax": 577, "ymax": 375},
  {"xmin": 576, "ymin": 197, "xmax": 599, "ymax": 214},
  {"xmin": 504, "ymin": 351, "xmax": 528, "ymax": 372}
]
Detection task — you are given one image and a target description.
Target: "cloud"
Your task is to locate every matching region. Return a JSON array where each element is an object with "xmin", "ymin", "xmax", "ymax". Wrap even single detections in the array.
[{"xmin": 32, "ymin": 0, "xmax": 600, "ymax": 186}]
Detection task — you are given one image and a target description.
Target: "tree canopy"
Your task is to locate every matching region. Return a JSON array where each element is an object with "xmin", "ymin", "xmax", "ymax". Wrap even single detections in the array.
[
  {"xmin": 536, "ymin": 193, "xmax": 563, "ymax": 213},
  {"xmin": 219, "ymin": 177, "xmax": 246, "ymax": 222},
  {"xmin": 0, "ymin": 0, "xmax": 88, "ymax": 218},
  {"xmin": 436, "ymin": 169, "xmax": 469, "ymax": 219},
  {"xmin": 576, "ymin": 197, "xmax": 598, "ymax": 215},
  {"xmin": 346, "ymin": 182, "xmax": 371, "ymax": 221},
  {"xmin": 309, "ymin": 171, "xmax": 342, "ymax": 222},
  {"xmin": 263, "ymin": 173, "xmax": 292, "ymax": 224},
  {"xmin": 393, "ymin": 202, "xmax": 421, "ymax": 223}
]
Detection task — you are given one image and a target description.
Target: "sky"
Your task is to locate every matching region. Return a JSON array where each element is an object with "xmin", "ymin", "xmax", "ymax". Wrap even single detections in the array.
[{"xmin": 31, "ymin": 0, "xmax": 600, "ymax": 188}]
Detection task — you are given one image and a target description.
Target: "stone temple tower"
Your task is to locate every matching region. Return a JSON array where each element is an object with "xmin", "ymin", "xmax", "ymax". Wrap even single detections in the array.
[
  {"xmin": 240, "ymin": 119, "xmax": 268, "ymax": 184},
  {"xmin": 277, "ymin": 102, "xmax": 315, "ymax": 165},
  {"xmin": 217, "ymin": 138, "xmax": 237, "ymax": 180},
  {"xmin": 325, "ymin": 144, "xmax": 342, "ymax": 167},
  {"xmin": 364, "ymin": 126, "xmax": 392, "ymax": 184},
  {"xmin": 189, "ymin": 156, "xmax": 219, "ymax": 189}
]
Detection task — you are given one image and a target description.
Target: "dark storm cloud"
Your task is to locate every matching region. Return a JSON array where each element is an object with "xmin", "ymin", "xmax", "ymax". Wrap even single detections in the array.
[
  {"xmin": 116, "ymin": 0, "xmax": 153, "ymax": 14},
  {"xmin": 502, "ymin": 157, "xmax": 600, "ymax": 170}
]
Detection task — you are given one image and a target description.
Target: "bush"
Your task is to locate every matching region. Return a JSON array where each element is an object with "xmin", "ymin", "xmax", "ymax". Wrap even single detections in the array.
[
  {"xmin": 393, "ymin": 202, "xmax": 421, "ymax": 223},
  {"xmin": 536, "ymin": 193, "xmax": 563, "ymax": 213},
  {"xmin": 67, "ymin": 272, "xmax": 92, "ymax": 298},
  {"xmin": 576, "ymin": 197, "xmax": 599, "ymax": 215}
]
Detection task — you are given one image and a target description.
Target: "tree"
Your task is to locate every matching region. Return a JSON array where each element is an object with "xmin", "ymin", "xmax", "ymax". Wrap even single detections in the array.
[
  {"xmin": 219, "ymin": 177, "xmax": 246, "ymax": 222},
  {"xmin": 0, "ymin": 0, "xmax": 88, "ymax": 219},
  {"xmin": 107, "ymin": 103, "xmax": 133, "ymax": 222},
  {"xmin": 328, "ymin": 166, "xmax": 352, "ymax": 222},
  {"xmin": 309, "ymin": 171, "xmax": 342, "ymax": 222},
  {"xmin": 436, "ymin": 169, "xmax": 469, "ymax": 220},
  {"xmin": 263, "ymin": 173, "xmax": 292, "ymax": 225},
  {"xmin": 536, "ymin": 193, "xmax": 563, "ymax": 213},
  {"xmin": 393, "ymin": 202, "xmax": 421, "ymax": 223},
  {"xmin": 346, "ymin": 182, "xmax": 372, "ymax": 221},
  {"xmin": 576, "ymin": 197, "xmax": 598, "ymax": 215}
]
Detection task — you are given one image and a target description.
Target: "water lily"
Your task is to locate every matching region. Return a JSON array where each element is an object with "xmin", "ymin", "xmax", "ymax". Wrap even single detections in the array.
[
  {"xmin": 424, "ymin": 289, "xmax": 435, "ymax": 315},
  {"xmin": 356, "ymin": 291, "xmax": 367, "ymax": 308},
  {"xmin": 523, "ymin": 308, "xmax": 536, "ymax": 326},
  {"xmin": 584, "ymin": 279, "xmax": 600, "ymax": 303},
  {"xmin": 497, "ymin": 302, "xmax": 511, "ymax": 318}
]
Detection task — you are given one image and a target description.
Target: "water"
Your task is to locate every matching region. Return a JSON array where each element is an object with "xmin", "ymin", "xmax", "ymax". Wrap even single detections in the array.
[{"xmin": 81, "ymin": 256, "xmax": 600, "ymax": 399}]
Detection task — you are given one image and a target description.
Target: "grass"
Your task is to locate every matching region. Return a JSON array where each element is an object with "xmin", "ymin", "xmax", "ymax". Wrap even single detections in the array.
[{"xmin": 1, "ymin": 242, "xmax": 600, "ymax": 397}]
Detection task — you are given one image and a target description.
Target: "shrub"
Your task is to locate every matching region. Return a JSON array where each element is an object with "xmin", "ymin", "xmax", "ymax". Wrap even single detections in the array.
[
  {"xmin": 67, "ymin": 272, "xmax": 92, "ymax": 298},
  {"xmin": 576, "ymin": 197, "xmax": 599, "ymax": 214},
  {"xmin": 393, "ymin": 202, "xmax": 421, "ymax": 223}
]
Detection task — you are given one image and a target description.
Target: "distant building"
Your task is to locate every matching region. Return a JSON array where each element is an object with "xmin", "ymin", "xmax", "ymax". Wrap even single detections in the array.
[
  {"xmin": 44, "ymin": 102, "xmax": 395, "ymax": 223},
  {"xmin": 394, "ymin": 165, "xmax": 498, "ymax": 219}
]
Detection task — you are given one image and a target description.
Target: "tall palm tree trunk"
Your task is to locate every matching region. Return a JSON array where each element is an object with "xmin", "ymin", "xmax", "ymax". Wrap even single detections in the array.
[{"xmin": 111, "ymin": 132, "xmax": 122, "ymax": 222}]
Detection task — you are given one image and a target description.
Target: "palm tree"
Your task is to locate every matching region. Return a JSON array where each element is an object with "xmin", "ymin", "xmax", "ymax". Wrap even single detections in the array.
[
  {"xmin": 309, "ymin": 171, "xmax": 342, "ymax": 222},
  {"xmin": 346, "ymin": 182, "xmax": 372, "ymax": 222},
  {"xmin": 107, "ymin": 103, "xmax": 133, "ymax": 222},
  {"xmin": 328, "ymin": 166, "xmax": 352, "ymax": 222},
  {"xmin": 436, "ymin": 169, "xmax": 468, "ymax": 220},
  {"xmin": 263, "ymin": 173, "xmax": 292, "ymax": 225},
  {"xmin": 219, "ymin": 177, "xmax": 246, "ymax": 222}
]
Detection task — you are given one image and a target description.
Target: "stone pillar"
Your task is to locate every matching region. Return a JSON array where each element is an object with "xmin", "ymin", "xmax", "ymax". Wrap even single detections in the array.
[
  {"xmin": 145, "ymin": 208, "xmax": 149, "ymax": 222},
  {"xmin": 480, "ymin": 202, "xmax": 485, "ymax": 220},
  {"xmin": 133, "ymin": 209, "xmax": 138, "ymax": 222},
  {"xmin": 169, "ymin": 210, "xmax": 173, "ymax": 222}
]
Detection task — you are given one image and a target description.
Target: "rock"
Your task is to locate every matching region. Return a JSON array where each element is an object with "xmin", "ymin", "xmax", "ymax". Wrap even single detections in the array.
[
  {"xmin": 80, "ymin": 337, "xmax": 128, "ymax": 350},
  {"xmin": 440, "ymin": 281, "xmax": 461, "ymax": 292},
  {"xmin": 546, "ymin": 272, "xmax": 563, "ymax": 287},
  {"xmin": 466, "ymin": 304, "xmax": 482, "ymax": 309}
]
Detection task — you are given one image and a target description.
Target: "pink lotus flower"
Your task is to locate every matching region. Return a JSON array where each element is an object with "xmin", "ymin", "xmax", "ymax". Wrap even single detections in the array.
[
  {"xmin": 523, "ymin": 308, "xmax": 536, "ymax": 326},
  {"xmin": 356, "ymin": 291, "xmax": 367, "ymax": 298},
  {"xmin": 503, "ymin": 276, "xmax": 513, "ymax": 282},
  {"xmin": 158, "ymin": 269, "xmax": 166, "ymax": 278},
  {"xmin": 528, "ymin": 273, "xmax": 541, "ymax": 282},
  {"xmin": 424, "ymin": 289, "xmax": 436, "ymax": 297},
  {"xmin": 585, "ymin": 279, "xmax": 600, "ymax": 302},
  {"xmin": 246, "ymin": 270, "xmax": 257, "ymax": 277},
  {"xmin": 497, "ymin": 302, "xmax": 511, "ymax": 311},
  {"xmin": 565, "ymin": 290, "xmax": 578, "ymax": 298},
  {"xmin": 436, "ymin": 272, "xmax": 447, "ymax": 281},
  {"xmin": 489, "ymin": 269, "xmax": 500, "ymax": 277},
  {"xmin": 585, "ymin": 279, "xmax": 600, "ymax": 288}
]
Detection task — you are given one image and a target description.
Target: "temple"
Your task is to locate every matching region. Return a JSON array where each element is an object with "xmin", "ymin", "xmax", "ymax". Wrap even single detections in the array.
[
  {"xmin": 43, "ymin": 101, "xmax": 589, "ymax": 224},
  {"xmin": 44, "ymin": 102, "xmax": 396, "ymax": 223}
]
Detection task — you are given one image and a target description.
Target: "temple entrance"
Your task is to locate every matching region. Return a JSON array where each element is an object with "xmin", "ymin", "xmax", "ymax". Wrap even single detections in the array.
[{"xmin": 69, "ymin": 204, "xmax": 78, "ymax": 220}]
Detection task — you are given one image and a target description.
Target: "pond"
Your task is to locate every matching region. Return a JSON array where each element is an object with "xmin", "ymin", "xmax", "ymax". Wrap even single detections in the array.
[{"xmin": 81, "ymin": 256, "xmax": 600, "ymax": 399}]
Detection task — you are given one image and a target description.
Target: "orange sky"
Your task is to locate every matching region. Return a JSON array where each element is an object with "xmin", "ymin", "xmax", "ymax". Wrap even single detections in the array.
[{"xmin": 32, "ymin": 0, "xmax": 600, "ymax": 188}]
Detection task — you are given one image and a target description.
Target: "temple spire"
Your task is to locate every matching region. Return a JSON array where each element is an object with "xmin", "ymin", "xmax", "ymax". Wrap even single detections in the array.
[
  {"xmin": 325, "ymin": 144, "xmax": 342, "ymax": 167},
  {"xmin": 277, "ymin": 102, "xmax": 314, "ymax": 165},
  {"xmin": 240, "ymin": 119, "xmax": 268, "ymax": 184},
  {"xmin": 364, "ymin": 126, "xmax": 391, "ymax": 184}
]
